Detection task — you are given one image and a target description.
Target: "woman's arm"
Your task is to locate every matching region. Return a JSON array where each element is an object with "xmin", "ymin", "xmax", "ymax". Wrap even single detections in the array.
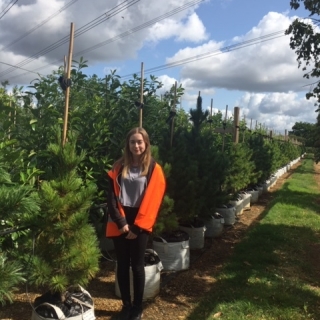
[{"xmin": 107, "ymin": 175, "xmax": 128, "ymax": 229}]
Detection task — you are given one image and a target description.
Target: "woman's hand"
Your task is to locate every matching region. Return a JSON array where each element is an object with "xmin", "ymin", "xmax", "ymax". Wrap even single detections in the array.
[
  {"xmin": 125, "ymin": 231, "xmax": 138, "ymax": 240},
  {"xmin": 120, "ymin": 224, "xmax": 130, "ymax": 234}
]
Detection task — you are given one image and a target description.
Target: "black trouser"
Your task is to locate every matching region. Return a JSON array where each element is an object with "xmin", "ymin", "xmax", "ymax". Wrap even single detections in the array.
[{"xmin": 113, "ymin": 207, "xmax": 149, "ymax": 307}]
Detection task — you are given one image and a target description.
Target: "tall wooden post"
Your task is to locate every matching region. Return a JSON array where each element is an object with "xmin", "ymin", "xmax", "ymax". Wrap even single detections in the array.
[
  {"xmin": 242, "ymin": 114, "xmax": 246, "ymax": 142},
  {"xmin": 64, "ymin": 55, "xmax": 67, "ymax": 76},
  {"xmin": 222, "ymin": 105, "xmax": 228, "ymax": 152},
  {"xmin": 214, "ymin": 105, "xmax": 233, "ymax": 152},
  {"xmin": 210, "ymin": 98, "xmax": 213, "ymax": 129},
  {"xmin": 62, "ymin": 22, "xmax": 75, "ymax": 147},
  {"xmin": 170, "ymin": 81, "xmax": 177, "ymax": 147},
  {"xmin": 8, "ymin": 94, "xmax": 11, "ymax": 140},
  {"xmin": 285, "ymin": 129, "xmax": 288, "ymax": 141},
  {"xmin": 139, "ymin": 62, "xmax": 144, "ymax": 128},
  {"xmin": 233, "ymin": 106, "xmax": 240, "ymax": 143}
]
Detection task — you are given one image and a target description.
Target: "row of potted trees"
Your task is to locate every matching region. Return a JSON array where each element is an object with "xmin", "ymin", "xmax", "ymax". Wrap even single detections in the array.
[
  {"xmin": 126, "ymin": 155, "xmax": 304, "ymax": 302},
  {"xmin": 0, "ymin": 64, "xmax": 304, "ymax": 316}
]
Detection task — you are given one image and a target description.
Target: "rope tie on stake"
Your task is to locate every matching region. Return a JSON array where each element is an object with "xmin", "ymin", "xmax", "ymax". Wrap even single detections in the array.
[{"xmin": 58, "ymin": 76, "xmax": 72, "ymax": 91}]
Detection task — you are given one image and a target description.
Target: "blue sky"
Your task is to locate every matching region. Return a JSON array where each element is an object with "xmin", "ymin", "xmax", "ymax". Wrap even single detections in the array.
[{"xmin": 0, "ymin": 0, "xmax": 315, "ymax": 133}]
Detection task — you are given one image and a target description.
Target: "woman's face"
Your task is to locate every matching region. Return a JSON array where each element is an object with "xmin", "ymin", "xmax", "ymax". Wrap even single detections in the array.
[{"xmin": 129, "ymin": 133, "xmax": 146, "ymax": 159}]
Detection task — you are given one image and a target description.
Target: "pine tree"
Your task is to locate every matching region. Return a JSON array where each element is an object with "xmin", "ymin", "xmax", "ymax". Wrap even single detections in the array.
[
  {"xmin": 223, "ymin": 143, "xmax": 257, "ymax": 195},
  {"xmin": 0, "ymin": 160, "xmax": 40, "ymax": 305},
  {"xmin": 28, "ymin": 132, "xmax": 100, "ymax": 298},
  {"xmin": 151, "ymin": 146, "xmax": 178, "ymax": 235}
]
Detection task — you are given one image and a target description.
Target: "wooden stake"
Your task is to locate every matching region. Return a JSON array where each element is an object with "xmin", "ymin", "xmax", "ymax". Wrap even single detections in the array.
[
  {"xmin": 8, "ymin": 94, "xmax": 11, "ymax": 140},
  {"xmin": 210, "ymin": 98, "xmax": 213, "ymax": 129},
  {"xmin": 139, "ymin": 62, "xmax": 144, "ymax": 128},
  {"xmin": 242, "ymin": 114, "xmax": 246, "ymax": 142},
  {"xmin": 170, "ymin": 81, "xmax": 177, "ymax": 147},
  {"xmin": 233, "ymin": 106, "xmax": 240, "ymax": 143},
  {"xmin": 224, "ymin": 104, "xmax": 228, "ymax": 122},
  {"xmin": 64, "ymin": 55, "xmax": 67, "ymax": 76},
  {"xmin": 222, "ymin": 105, "xmax": 228, "ymax": 152},
  {"xmin": 62, "ymin": 22, "xmax": 75, "ymax": 146}
]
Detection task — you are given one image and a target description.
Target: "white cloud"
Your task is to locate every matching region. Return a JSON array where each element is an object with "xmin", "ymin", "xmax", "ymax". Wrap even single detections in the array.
[
  {"xmin": 0, "ymin": 0, "xmax": 317, "ymax": 133},
  {"xmin": 167, "ymin": 11, "xmax": 311, "ymax": 93},
  {"xmin": 237, "ymin": 91, "xmax": 317, "ymax": 133},
  {"xmin": 147, "ymin": 13, "xmax": 208, "ymax": 43},
  {"xmin": 0, "ymin": 0, "xmax": 205, "ymax": 84},
  {"xmin": 156, "ymin": 74, "xmax": 177, "ymax": 94}
]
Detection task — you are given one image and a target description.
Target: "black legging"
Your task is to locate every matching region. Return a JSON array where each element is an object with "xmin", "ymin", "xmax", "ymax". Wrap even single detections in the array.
[{"xmin": 113, "ymin": 223, "xmax": 149, "ymax": 307}]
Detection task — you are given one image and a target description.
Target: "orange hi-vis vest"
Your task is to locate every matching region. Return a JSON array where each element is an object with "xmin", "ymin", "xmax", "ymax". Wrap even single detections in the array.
[{"xmin": 106, "ymin": 162, "xmax": 166, "ymax": 237}]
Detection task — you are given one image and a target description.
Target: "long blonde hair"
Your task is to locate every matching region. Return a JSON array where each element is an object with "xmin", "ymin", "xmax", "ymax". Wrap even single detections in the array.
[{"xmin": 116, "ymin": 127, "xmax": 151, "ymax": 178}]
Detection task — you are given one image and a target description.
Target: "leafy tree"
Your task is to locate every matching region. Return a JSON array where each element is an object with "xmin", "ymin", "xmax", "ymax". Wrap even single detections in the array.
[
  {"xmin": 286, "ymin": 1, "xmax": 320, "ymax": 106},
  {"xmin": 289, "ymin": 121, "xmax": 316, "ymax": 147},
  {"xmin": 286, "ymin": 1, "xmax": 320, "ymax": 160}
]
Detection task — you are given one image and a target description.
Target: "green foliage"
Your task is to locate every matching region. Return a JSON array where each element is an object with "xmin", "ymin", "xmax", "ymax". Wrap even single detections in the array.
[
  {"xmin": 286, "ymin": 1, "xmax": 320, "ymax": 162},
  {"xmin": 223, "ymin": 143, "xmax": 256, "ymax": 195},
  {"xmin": 0, "ymin": 144, "xmax": 40, "ymax": 305},
  {"xmin": 313, "ymin": 112, "xmax": 320, "ymax": 163},
  {"xmin": 0, "ymin": 58, "xmax": 305, "ymax": 294},
  {"xmin": 0, "ymin": 254, "xmax": 26, "ymax": 306},
  {"xmin": 151, "ymin": 145, "xmax": 178, "ymax": 235},
  {"xmin": 289, "ymin": 121, "xmax": 315, "ymax": 147},
  {"xmin": 159, "ymin": 93, "xmax": 230, "ymax": 224},
  {"xmin": 286, "ymin": 2, "xmax": 320, "ymax": 107},
  {"xmin": 247, "ymin": 134, "xmax": 275, "ymax": 183},
  {"xmin": 189, "ymin": 92, "xmax": 209, "ymax": 133},
  {"xmin": 188, "ymin": 157, "xmax": 320, "ymax": 320},
  {"xmin": 28, "ymin": 131, "xmax": 100, "ymax": 295},
  {"xmin": 160, "ymin": 127, "xmax": 198, "ymax": 224}
]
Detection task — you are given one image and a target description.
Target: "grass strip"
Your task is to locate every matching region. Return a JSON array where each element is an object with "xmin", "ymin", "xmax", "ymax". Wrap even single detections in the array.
[{"xmin": 187, "ymin": 158, "xmax": 320, "ymax": 320}]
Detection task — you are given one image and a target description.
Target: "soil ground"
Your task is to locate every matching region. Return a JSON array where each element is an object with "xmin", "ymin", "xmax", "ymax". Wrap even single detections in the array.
[{"xmin": 1, "ymin": 159, "xmax": 315, "ymax": 320}]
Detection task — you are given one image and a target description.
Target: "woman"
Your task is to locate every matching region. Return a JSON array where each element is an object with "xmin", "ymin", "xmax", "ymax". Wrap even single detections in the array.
[{"xmin": 106, "ymin": 127, "xmax": 166, "ymax": 320}]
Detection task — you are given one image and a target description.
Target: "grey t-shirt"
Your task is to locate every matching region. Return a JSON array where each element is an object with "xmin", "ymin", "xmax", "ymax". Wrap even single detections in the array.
[{"xmin": 119, "ymin": 166, "xmax": 147, "ymax": 208}]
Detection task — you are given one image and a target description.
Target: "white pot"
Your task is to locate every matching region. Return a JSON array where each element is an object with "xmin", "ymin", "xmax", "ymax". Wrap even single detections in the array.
[
  {"xmin": 153, "ymin": 235, "xmax": 190, "ymax": 271},
  {"xmin": 115, "ymin": 249, "xmax": 163, "ymax": 300},
  {"xmin": 204, "ymin": 215, "xmax": 224, "ymax": 238},
  {"xmin": 229, "ymin": 198, "xmax": 244, "ymax": 216},
  {"xmin": 215, "ymin": 206, "xmax": 236, "ymax": 225},
  {"xmin": 31, "ymin": 286, "xmax": 95, "ymax": 320},
  {"xmin": 179, "ymin": 224, "xmax": 206, "ymax": 250},
  {"xmin": 240, "ymin": 192, "xmax": 251, "ymax": 209},
  {"xmin": 246, "ymin": 189, "xmax": 259, "ymax": 203}
]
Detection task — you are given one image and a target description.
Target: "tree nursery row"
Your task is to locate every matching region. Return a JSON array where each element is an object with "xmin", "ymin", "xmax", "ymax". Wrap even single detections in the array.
[{"xmin": 0, "ymin": 61, "xmax": 304, "ymax": 316}]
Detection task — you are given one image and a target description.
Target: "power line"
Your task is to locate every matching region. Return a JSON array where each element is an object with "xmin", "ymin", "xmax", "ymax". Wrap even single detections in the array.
[
  {"xmin": 120, "ymin": 31, "xmax": 286, "ymax": 79},
  {"xmin": 0, "ymin": 0, "xmax": 139, "ymax": 79},
  {"xmin": 0, "ymin": 61, "xmax": 40, "ymax": 75},
  {"xmin": 2, "ymin": 0, "xmax": 79, "ymax": 51},
  {"xmin": 2, "ymin": 30, "xmax": 287, "ymax": 85},
  {"xmin": 4, "ymin": 0, "xmax": 206, "ymax": 82},
  {"xmin": 0, "ymin": 0, "xmax": 18, "ymax": 20},
  {"xmin": 73, "ymin": 0, "xmax": 206, "ymax": 58}
]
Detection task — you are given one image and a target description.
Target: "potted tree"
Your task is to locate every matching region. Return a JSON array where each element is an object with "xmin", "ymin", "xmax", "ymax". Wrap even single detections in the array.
[{"xmin": 27, "ymin": 132, "xmax": 101, "ymax": 320}]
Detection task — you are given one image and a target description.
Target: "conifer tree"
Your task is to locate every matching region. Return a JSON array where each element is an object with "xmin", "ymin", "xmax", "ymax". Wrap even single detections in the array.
[
  {"xmin": 0, "ymin": 159, "xmax": 40, "ymax": 305},
  {"xmin": 223, "ymin": 143, "xmax": 257, "ymax": 195},
  {"xmin": 28, "ymin": 131, "xmax": 100, "ymax": 299},
  {"xmin": 151, "ymin": 146, "xmax": 178, "ymax": 235}
]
